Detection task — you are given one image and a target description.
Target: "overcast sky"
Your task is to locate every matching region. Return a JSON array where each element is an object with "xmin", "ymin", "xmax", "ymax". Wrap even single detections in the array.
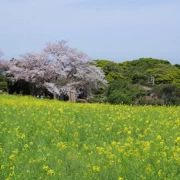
[{"xmin": 0, "ymin": 0, "xmax": 180, "ymax": 64}]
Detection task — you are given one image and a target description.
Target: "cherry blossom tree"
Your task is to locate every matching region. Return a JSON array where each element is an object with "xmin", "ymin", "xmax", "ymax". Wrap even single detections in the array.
[{"xmin": 7, "ymin": 41, "xmax": 107, "ymax": 100}]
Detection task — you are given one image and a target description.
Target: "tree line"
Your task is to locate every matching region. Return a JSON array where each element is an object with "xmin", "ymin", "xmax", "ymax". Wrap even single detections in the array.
[
  {"xmin": 0, "ymin": 43, "xmax": 180, "ymax": 105},
  {"xmin": 91, "ymin": 58, "xmax": 180, "ymax": 105}
]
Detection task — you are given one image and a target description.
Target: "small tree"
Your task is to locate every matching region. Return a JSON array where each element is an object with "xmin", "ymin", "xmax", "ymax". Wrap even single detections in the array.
[
  {"xmin": 107, "ymin": 79, "xmax": 134, "ymax": 104},
  {"xmin": 153, "ymin": 84, "xmax": 180, "ymax": 105}
]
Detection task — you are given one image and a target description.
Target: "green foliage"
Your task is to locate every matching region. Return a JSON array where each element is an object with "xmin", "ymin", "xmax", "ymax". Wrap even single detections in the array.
[
  {"xmin": 94, "ymin": 60, "xmax": 125, "ymax": 82},
  {"xmin": 131, "ymin": 72, "xmax": 148, "ymax": 84},
  {"xmin": 0, "ymin": 74, "xmax": 8, "ymax": 91},
  {"xmin": 106, "ymin": 79, "xmax": 146, "ymax": 105},
  {"xmin": 107, "ymin": 91, "xmax": 133, "ymax": 104},
  {"xmin": 121, "ymin": 58, "xmax": 171, "ymax": 84},
  {"xmin": 94, "ymin": 58, "xmax": 173, "ymax": 85},
  {"xmin": 124, "ymin": 57, "xmax": 171, "ymax": 71},
  {"xmin": 174, "ymin": 64, "xmax": 180, "ymax": 69},
  {"xmin": 147, "ymin": 65, "xmax": 180, "ymax": 87},
  {"xmin": 153, "ymin": 84, "xmax": 180, "ymax": 105},
  {"xmin": 93, "ymin": 58, "xmax": 180, "ymax": 105}
]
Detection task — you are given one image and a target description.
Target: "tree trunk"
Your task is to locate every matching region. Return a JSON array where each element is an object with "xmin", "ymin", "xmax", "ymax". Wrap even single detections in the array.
[
  {"xmin": 53, "ymin": 92, "xmax": 56, "ymax": 100},
  {"xmin": 68, "ymin": 88, "xmax": 77, "ymax": 102}
]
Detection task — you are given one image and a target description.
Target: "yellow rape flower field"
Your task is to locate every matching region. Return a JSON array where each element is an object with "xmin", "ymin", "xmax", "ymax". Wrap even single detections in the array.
[{"xmin": 0, "ymin": 94, "xmax": 180, "ymax": 180}]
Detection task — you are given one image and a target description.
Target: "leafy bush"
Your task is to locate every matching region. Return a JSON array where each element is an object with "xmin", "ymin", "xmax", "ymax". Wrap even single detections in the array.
[
  {"xmin": 0, "ymin": 75, "xmax": 8, "ymax": 91},
  {"xmin": 153, "ymin": 84, "xmax": 180, "ymax": 105},
  {"xmin": 106, "ymin": 79, "xmax": 146, "ymax": 105}
]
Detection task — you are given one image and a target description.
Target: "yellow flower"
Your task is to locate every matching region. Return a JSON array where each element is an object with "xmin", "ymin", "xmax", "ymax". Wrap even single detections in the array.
[
  {"xmin": 158, "ymin": 169, "xmax": 164, "ymax": 178},
  {"xmin": 57, "ymin": 142, "xmax": 67, "ymax": 149},
  {"xmin": 111, "ymin": 141, "xmax": 117, "ymax": 146},
  {"xmin": 20, "ymin": 133, "xmax": 25, "ymax": 139},
  {"xmin": 30, "ymin": 142, "xmax": 33, "ymax": 145},
  {"xmin": 10, "ymin": 166, "xmax": 15, "ymax": 170},
  {"xmin": 43, "ymin": 165, "xmax": 48, "ymax": 171},
  {"xmin": 0, "ymin": 147, "xmax": 3, "ymax": 152},
  {"xmin": 118, "ymin": 177, "xmax": 124, "ymax": 180},
  {"xmin": 96, "ymin": 147, "xmax": 104, "ymax": 155},
  {"xmin": 12, "ymin": 149, "xmax": 19, "ymax": 154},
  {"xmin": 9, "ymin": 154, "xmax": 15, "ymax": 161},
  {"xmin": 83, "ymin": 144, "xmax": 89, "ymax": 150},
  {"xmin": 175, "ymin": 137, "xmax": 180, "ymax": 144},
  {"xmin": 24, "ymin": 144, "xmax": 28, "ymax": 148},
  {"xmin": 93, "ymin": 166, "xmax": 100, "ymax": 172},
  {"xmin": 47, "ymin": 169, "xmax": 55, "ymax": 175},
  {"xmin": 156, "ymin": 135, "xmax": 162, "ymax": 141}
]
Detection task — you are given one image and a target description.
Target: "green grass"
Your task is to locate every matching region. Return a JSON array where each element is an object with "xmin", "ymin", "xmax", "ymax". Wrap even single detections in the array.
[{"xmin": 0, "ymin": 94, "xmax": 180, "ymax": 180}]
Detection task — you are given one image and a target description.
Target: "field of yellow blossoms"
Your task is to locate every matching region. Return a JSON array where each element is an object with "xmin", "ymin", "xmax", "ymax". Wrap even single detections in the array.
[{"xmin": 0, "ymin": 94, "xmax": 180, "ymax": 180}]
